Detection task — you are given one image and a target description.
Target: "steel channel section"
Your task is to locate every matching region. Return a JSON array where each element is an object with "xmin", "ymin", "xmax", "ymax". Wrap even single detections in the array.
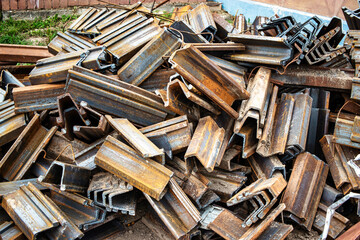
[
  {"xmin": 199, "ymin": 169, "xmax": 247, "ymax": 202},
  {"xmin": 65, "ymin": 66, "xmax": 174, "ymax": 126},
  {"xmin": 336, "ymin": 221, "xmax": 360, "ymax": 240},
  {"xmin": 226, "ymin": 34, "xmax": 293, "ymax": 66},
  {"xmin": 2, "ymin": 183, "xmax": 83, "ymax": 240},
  {"xmin": 95, "ymin": 135, "xmax": 173, "ymax": 200},
  {"xmin": 39, "ymin": 161, "xmax": 91, "ymax": 193},
  {"xmin": 48, "ymin": 31, "xmax": 96, "ymax": 55},
  {"xmin": 118, "ymin": 28, "xmax": 182, "ymax": 86},
  {"xmin": 144, "ymin": 179, "xmax": 201, "ymax": 240},
  {"xmin": 158, "ymin": 79, "xmax": 221, "ymax": 119},
  {"xmin": 281, "ymin": 152, "xmax": 329, "ymax": 230},
  {"xmin": 313, "ymin": 203, "xmax": 349, "ymax": 239},
  {"xmin": 13, "ymin": 84, "xmax": 65, "ymax": 113},
  {"xmin": 351, "ymin": 78, "xmax": 360, "ymax": 101},
  {"xmin": 105, "ymin": 116, "xmax": 165, "ymax": 164},
  {"xmin": 257, "ymin": 90, "xmax": 295, "ymax": 157},
  {"xmin": 184, "ymin": 4, "xmax": 217, "ymax": 41},
  {"xmin": 103, "ymin": 18, "xmax": 162, "ymax": 64},
  {"xmin": 48, "ymin": 185, "xmax": 106, "ymax": 231},
  {"xmin": 248, "ymin": 154, "xmax": 286, "ymax": 179},
  {"xmin": 29, "ymin": 46, "xmax": 113, "ymax": 84},
  {"xmin": 0, "ymin": 100, "xmax": 26, "ymax": 147},
  {"xmin": 0, "ymin": 114, "xmax": 57, "ymax": 181},
  {"xmin": 234, "ymin": 67, "xmax": 271, "ymax": 139},
  {"xmin": 0, "ymin": 44, "xmax": 53, "ymax": 63},
  {"xmin": 320, "ymin": 135, "xmax": 359, "ymax": 193},
  {"xmin": 256, "ymin": 222, "xmax": 293, "ymax": 240},
  {"xmin": 185, "ymin": 116, "xmax": 225, "ymax": 173},
  {"xmin": 0, "ymin": 221, "xmax": 25, "ymax": 240},
  {"xmin": 169, "ymin": 45, "xmax": 250, "ymax": 119},
  {"xmin": 139, "ymin": 115, "xmax": 192, "ymax": 154},
  {"xmin": 334, "ymin": 116, "xmax": 360, "ymax": 149}
]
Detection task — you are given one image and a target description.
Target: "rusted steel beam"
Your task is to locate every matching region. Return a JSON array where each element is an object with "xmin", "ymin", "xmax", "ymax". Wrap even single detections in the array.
[
  {"xmin": 334, "ymin": 115, "xmax": 360, "ymax": 149},
  {"xmin": 3, "ymin": 183, "xmax": 83, "ymax": 240},
  {"xmin": 48, "ymin": 31, "xmax": 96, "ymax": 55},
  {"xmin": 227, "ymin": 34, "xmax": 293, "ymax": 66},
  {"xmin": 66, "ymin": 66, "xmax": 174, "ymax": 126},
  {"xmin": 118, "ymin": 29, "xmax": 181, "ymax": 86},
  {"xmin": 282, "ymin": 92, "xmax": 313, "ymax": 161},
  {"xmin": 183, "ymin": 4, "xmax": 217, "ymax": 41},
  {"xmin": 0, "ymin": 44, "xmax": 53, "ymax": 63},
  {"xmin": 234, "ymin": 67, "xmax": 271, "ymax": 139},
  {"xmin": 199, "ymin": 169, "xmax": 247, "ymax": 202},
  {"xmin": 313, "ymin": 203, "xmax": 349, "ymax": 239},
  {"xmin": 0, "ymin": 178, "xmax": 46, "ymax": 200},
  {"xmin": 281, "ymin": 152, "xmax": 329, "ymax": 230},
  {"xmin": 235, "ymin": 122, "xmax": 258, "ymax": 158},
  {"xmin": 105, "ymin": 116, "xmax": 165, "ymax": 164},
  {"xmin": 87, "ymin": 172, "xmax": 135, "ymax": 215},
  {"xmin": 139, "ymin": 115, "xmax": 193, "ymax": 154},
  {"xmin": 167, "ymin": 158, "xmax": 220, "ymax": 209},
  {"xmin": 336, "ymin": 221, "xmax": 360, "ymax": 240},
  {"xmin": 320, "ymin": 135, "xmax": 360, "ymax": 193},
  {"xmin": 257, "ymin": 89, "xmax": 295, "ymax": 157},
  {"xmin": 271, "ymin": 66, "xmax": 353, "ymax": 91},
  {"xmin": 0, "ymin": 100, "xmax": 27, "ymax": 147},
  {"xmin": 47, "ymin": 184, "xmax": 106, "ymax": 231},
  {"xmin": 212, "ymin": 12, "xmax": 240, "ymax": 40},
  {"xmin": 29, "ymin": 46, "xmax": 114, "ymax": 84},
  {"xmin": 95, "ymin": 135, "xmax": 173, "ymax": 200},
  {"xmin": 248, "ymin": 154, "xmax": 286, "ymax": 179},
  {"xmin": 39, "ymin": 161, "xmax": 91, "ymax": 193},
  {"xmin": 0, "ymin": 114, "xmax": 57, "ymax": 181},
  {"xmin": 256, "ymin": 222, "xmax": 293, "ymax": 240},
  {"xmin": 13, "ymin": 84, "xmax": 65, "ymax": 113},
  {"xmin": 0, "ymin": 221, "xmax": 25, "ymax": 240},
  {"xmin": 218, "ymin": 145, "xmax": 249, "ymax": 171},
  {"xmin": 157, "ymin": 79, "xmax": 220, "ymax": 120},
  {"xmin": 139, "ymin": 68, "xmax": 176, "ymax": 93},
  {"xmin": 351, "ymin": 78, "xmax": 360, "ymax": 101},
  {"xmin": 144, "ymin": 178, "xmax": 201, "ymax": 240},
  {"xmin": 102, "ymin": 18, "xmax": 162, "ymax": 65},
  {"xmin": 73, "ymin": 101, "xmax": 111, "ymax": 143},
  {"xmin": 169, "ymin": 45, "xmax": 249, "ymax": 118},
  {"xmin": 191, "ymin": 43, "xmax": 245, "ymax": 51},
  {"xmin": 185, "ymin": 116, "xmax": 225, "ymax": 173}
]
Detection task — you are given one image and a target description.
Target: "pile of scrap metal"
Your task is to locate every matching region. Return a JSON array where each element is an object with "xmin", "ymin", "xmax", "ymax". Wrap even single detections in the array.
[{"xmin": 1, "ymin": 2, "xmax": 360, "ymax": 240}]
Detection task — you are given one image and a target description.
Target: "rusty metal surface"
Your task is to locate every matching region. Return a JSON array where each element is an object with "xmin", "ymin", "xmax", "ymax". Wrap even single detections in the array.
[
  {"xmin": 139, "ymin": 68, "xmax": 176, "ymax": 93},
  {"xmin": 313, "ymin": 203, "xmax": 349, "ymax": 239},
  {"xmin": 0, "ymin": 44, "xmax": 53, "ymax": 63},
  {"xmin": 65, "ymin": 66, "xmax": 173, "ymax": 126},
  {"xmin": 185, "ymin": 116, "xmax": 225, "ymax": 173},
  {"xmin": 158, "ymin": 79, "xmax": 220, "ymax": 119},
  {"xmin": 336, "ymin": 221, "xmax": 360, "ymax": 240},
  {"xmin": 256, "ymin": 221, "xmax": 293, "ymax": 240},
  {"xmin": 334, "ymin": 115, "xmax": 360, "ymax": 149},
  {"xmin": 48, "ymin": 31, "xmax": 96, "ymax": 55},
  {"xmin": 234, "ymin": 67, "xmax": 271, "ymax": 139},
  {"xmin": 144, "ymin": 178, "xmax": 201, "ymax": 240},
  {"xmin": 0, "ymin": 179, "xmax": 46, "ymax": 199},
  {"xmin": 13, "ymin": 83, "xmax": 65, "ymax": 113},
  {"xmin": 39, "ymin": 161, "xmax": 91, "ymax": 193},
  {"xmin": 87, "ymin": 172, "xmax": 135, "ymax": 215},
  {"xmin": 320, "ymin": 135, "xmax": 360, "ymax": 193},
  {"xmin": 0, "ymin": 114, "xmax": 57, "ymax": 181},
  {"xmin": 47, "ymin": 184, "xmax": 106, "ymax": 231},
  {"xmin": 118, "ymin": 29, "xmax": 181, "ymax": 86},
  {"xmin": 106, "ymin": 116, "xmax": 165, "ymax": 164},
  {"xmin": 95, "ymin": 135, "xmax": 173, "ymax": 200},
  {"xmin": 0, "ymin": 100, "xmax": 27, "ymax": 147},
  {"xmin": 29, "ymin": 46, "xmax": 114, "ymax": 84},
  {"xmin": 227, "ymin": 34, "xmax": 293, "ymax": 66},
  {"xmin": 281, "ymin": 152, "xmax": 329, "ymax": 230},
  {"xmin": 351, "ymin": 78, "xmax": 360, "ymax": 101},
  {"xmin": 248, "ymin": 154, "xmax": 286, "ymax": 179},
  {"xmin": 0, "ymin": 221, "xmax": 25, "ymax": 240},
  {"xmin": 140, "ymin": 115, "xmax": 192, "ymax": 154},
  {"xmin": 169, "ymin": 45, "xmax": 249, "ymax": 118},
  {"xmin": 257, "ymin": 89, "xmax": 295, "ymax": 157}
]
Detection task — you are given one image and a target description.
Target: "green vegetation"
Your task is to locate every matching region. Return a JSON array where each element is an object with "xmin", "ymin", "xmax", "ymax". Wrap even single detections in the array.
[{"xmin": 0, "ymin": 14, "xmax": 78, "ymax": 45}]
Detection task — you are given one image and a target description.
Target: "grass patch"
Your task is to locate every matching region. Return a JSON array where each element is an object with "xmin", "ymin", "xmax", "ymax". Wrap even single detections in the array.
[{"xmin": 0, "ymin": 14, "xmax": 78, "ymax": 45}]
